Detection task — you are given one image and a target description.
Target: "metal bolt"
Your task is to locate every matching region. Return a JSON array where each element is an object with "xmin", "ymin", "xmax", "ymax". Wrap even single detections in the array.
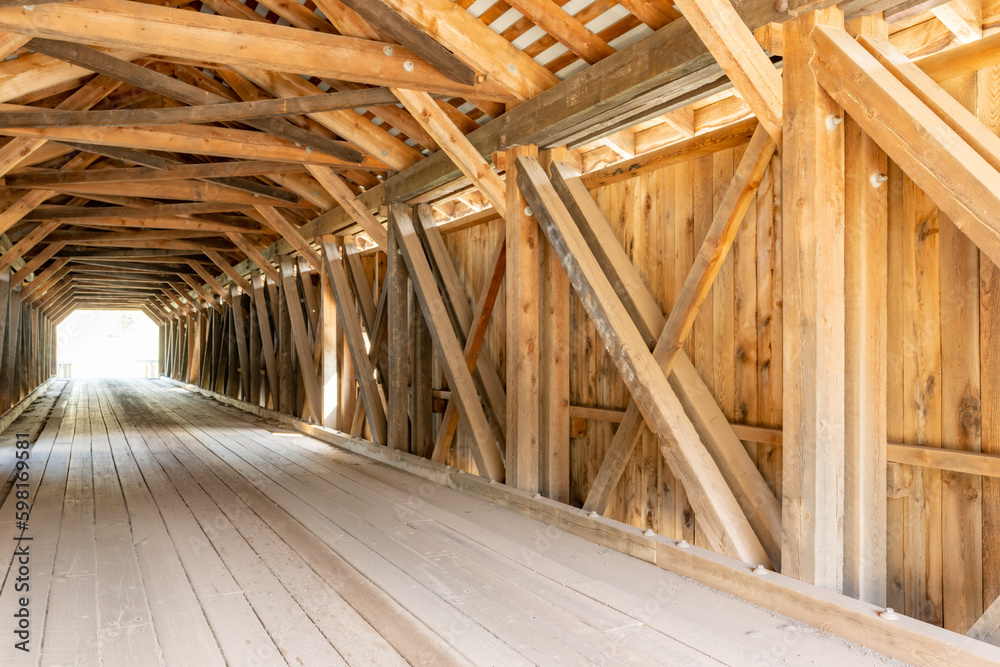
[
  {"xmin": 533, "ymin": 493, "xmax": 542, "ymax": 499},
  {"xmin": 588, "ymin": 511, "xmax": 598, "ymax": 518},
  {"xmin": 305, "ymin": 146, "xmax": 313, "ymax": 154},
  {"xmin": 383, "ymin": 45, "xmax": 393, "ymax": 56},
  {"xmin": 508, "ymin": 63, "xmax": 517, "ymax": 74},
  {"xmin": 643, "ymin": 529, "xmax": 655, "ymax": 537},
  {"xmin": 404, "ymin": 60, "xmax": 415, "ymax": 72},
  {"xmin": 677, "ymin": 539, "xmax": 691, "ymax": 548},
  {"xmin": 524, "ymin": 206, "xmax": 532, "ymax": 217},
  {"xmin": 24, "ymin": 4, "xmax": 34, "ymax": 10},
  {"xmin": 880, "ymin": 608, "xmax": 899, "ymax": 620},
  {"xmin": 313, "ymin": 191, "xmax": 319, "ymax": 197},
  {"xmin": 825, "ymin": 114, "xmax": 844, "ymax": 131},
  {"xmin": 870, "ymin": 173, "xmax": 888, "ymax": 188},
  {"xmin": 774, "ymin": 0, "xmax": 788, "ymax": 11},
  {"xmin": 381, "ymin": 150, "xmax": 388, "ymax": 158},
  {"xmin": 753, "ymin": 564, "xmax": 768, "ymax": 575}
]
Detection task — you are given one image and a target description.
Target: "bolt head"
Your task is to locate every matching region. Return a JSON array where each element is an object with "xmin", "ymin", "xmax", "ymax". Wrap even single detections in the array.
[
  {"xmin": 383, "ymin": 45, "xmax": 393, "ymax": 56},
  {"xmin": 404, "ymin": 60, "xmax": 415, "ymax": 72}
]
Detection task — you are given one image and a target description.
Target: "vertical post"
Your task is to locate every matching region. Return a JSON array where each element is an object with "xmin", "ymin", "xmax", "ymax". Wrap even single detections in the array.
[
  {"xmin": 781, "ymin": 7, "xmax": 846, "ymax": 592},
  {"xmin": 3, "ymin": 285, "xmax": 22, "ymax": 409},
  {"xmin": 387, "ymin": 220, "xmax": 411, "ymax": 450},
  {"xmin": 158, "ymin": 323, "xmax": 165, "ymax": 376},
  {"xmin": 842, "ymin": 14, "xmax": 888, "ymax": 607},
  {"xmin": 506, "ymin": 143, "xmax": 540, "ymax": 492},
  {"xmin": 411, "ymin": 286, "xmax": 434, "ymax": 457},
  {"xmin": 320, "ymin": 241, "xmax": 340, "ymax": 427},
  {"xmin": 248, "ymin": 287, "xmax": 262, "ymax": 405},
  {"xmin": 0, "ymin": 269, "xmax": 9, "ymax": 408},
  {"xmin": 278, "ymin": 272, "xmax": 294, "ymax": 414},
  {"xmin": 231, "ymin": 285, "xmax": 251, "ymax": 401},
  {"xmin": 980, "ymin": 60, "xmax": 1000, "ymax": 631},
  {"xmin": 186, "ymin": 312, "xmax": 198, "ymax": 385},
  {"xmin": 538, "ymin": 147, "xmax": 572, "ymax": 503}
]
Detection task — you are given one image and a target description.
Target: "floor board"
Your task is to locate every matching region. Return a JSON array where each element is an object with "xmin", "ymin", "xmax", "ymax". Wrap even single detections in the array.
[{"xmin": 0, "ymin": 379, "xmax": 908, "ymax": 666}]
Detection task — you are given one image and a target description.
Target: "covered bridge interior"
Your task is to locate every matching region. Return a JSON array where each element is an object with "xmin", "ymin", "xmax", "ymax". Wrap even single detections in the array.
[{"xmin": 0, "ymin": 0, "xmax": 999, "ymax": 664}]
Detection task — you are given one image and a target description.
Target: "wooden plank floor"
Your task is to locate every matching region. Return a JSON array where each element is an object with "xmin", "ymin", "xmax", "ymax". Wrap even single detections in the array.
[{"xmin": 0, "ymin": 379, "xmax": 907, "ymax": 666}]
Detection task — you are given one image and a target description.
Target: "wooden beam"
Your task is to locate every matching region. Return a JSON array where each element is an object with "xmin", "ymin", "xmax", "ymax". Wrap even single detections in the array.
[
  {"xmin": 0, "ymin": 123, "xmax": 377, "ymax": 169},
  {"xmin": 505, "ymin": 144, "xmax": 540, "ymax": 493},
  {"xmin": 581, "ymin": 119, "xmax": 759, "ymax": 189},
  {"xmin": 188, "ymin": 261, "xmax": 233, "ymax": 305},
  {"xmin": 538, "ymin": 147, "xmax": 571, "ymax": 504},
  {"xmin": 0, "ymin": 1, "xmax": 513, "ymax": 99},
  {"xmin": 783, "ymin": 8, "xmax": 846, "ymax": 592},
  {"xmin": 304, "ymin": 166, "xmax": 389, "ymax": 249},
  {"xmin": 504, "ymin": 0, "xmax": 615, "ymax": 65},
  {"xmin": 812, "ymin": 27, "xmax": 1000, "ymax": 267},
  {"xmin": 321, "ymin": 242, "xmax": 387, "ymax": 444},
  {"xmin": 390, "ymin": 204, "xmax": 505, "ymax": 481},
  {"xmin": 226, "ymin": 233, "xmax": 281, "ymax": 285},
  {"xmin": 516, "ymin": 154, "xmax": 768, "ymax": 566},
  {"xmin": 2, "ymin": 161, "xmax": 301, "ymax": 189},
  {"xmin": 378, "ymin": 0, "xmax": 559, "ymax": 100},
  {"xmin": 335, "ymin": 0, "xmax": 475, "ymax": 85},
  {"xmin": 52, "ymin": 141, "xmax": 300, "ymax": 202},
  {"xmin": 10, "ymin": 242, "xmax": 65, "ymax": 285},
  {"xmin": 860, "ymin": 34, "xmax": 1000, "ymax": 177},
  {"xmin": 385, "ymin": 221, "xmax": 410, "ymax": 451},
  {"xmin": 670, "ymin": 0, "xmax": 783, "ymax": 144},
  {"xmin": 931, "ymin": 0, "xmax": 981, "ymax": 45},
  {"xmin": 28, "ymin": 37, "xmax": 365, "ymax": 164},
  {"xmin": 319, "ymin": 249, "xmax": 340, "ymax": 427},
  {"xmin": 0, "ymin": 87, "xmax": 406, "ymax": 128},
  {"xmin": 253, "ymin": 206, "xmax": 322, "ymax": 273},
  {"xmin": 0, "ymin": 221, "xmax": 60, "ymax": 272},
  {"xmin": 204, "ymin": 250, "xmax": 252, "ymax": 294},
  {"xmin": 842, "ymin": 13, "xmax": 889, "ymax": 609},
  {"xmin": 417, "ymin": 209, "xmax": 507, "ymax": 460},
  {"xmin": 970, "ymin": 595, "xmax": 1000, "ymax": 646},
  {"xmin": 392, "ymin": 87, "xmax": 507, "ymax": 216}
]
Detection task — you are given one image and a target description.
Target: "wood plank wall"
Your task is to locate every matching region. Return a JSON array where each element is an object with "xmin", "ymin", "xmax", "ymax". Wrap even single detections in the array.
[
  {"xmin": 0, "ymin": 273, "xmax": 54, "ymax": 413},
  {"xmin": 438, "ymin": 114, "xmax": 995, "ymax": 632}
]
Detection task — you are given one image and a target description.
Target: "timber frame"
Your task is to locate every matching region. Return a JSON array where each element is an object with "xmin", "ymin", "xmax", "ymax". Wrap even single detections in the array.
[{"xmin": 1, "ymin": 0, "xmax": 1000, "ymax": 662}]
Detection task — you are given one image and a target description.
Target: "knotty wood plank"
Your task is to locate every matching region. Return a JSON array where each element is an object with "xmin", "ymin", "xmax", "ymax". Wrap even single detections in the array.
[
  {"xmin": 781, "ymin": 8, "xmax": 846, "ymax": 591},
  {"xmin": 979, "ymin": 61, "xmax": 1000, "ymax": 630},
  {"xmin": 937, "ymin": 72, "xmax": 984, "ymax": 634},
  {"xmin": 843, "ymin": 8, "xmax": 889, "ymax": 610}
]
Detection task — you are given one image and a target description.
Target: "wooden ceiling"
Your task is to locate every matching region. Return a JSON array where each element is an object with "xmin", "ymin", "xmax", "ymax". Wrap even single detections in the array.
[{"xmin": 0, "ymin": 0, "xmax": 992, "ymax": 318}]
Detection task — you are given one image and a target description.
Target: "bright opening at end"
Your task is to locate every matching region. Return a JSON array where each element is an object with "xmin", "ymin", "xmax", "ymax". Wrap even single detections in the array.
[{"xmin": 57, "ymin": 310, "xmax": 159, "ymax": 378}]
